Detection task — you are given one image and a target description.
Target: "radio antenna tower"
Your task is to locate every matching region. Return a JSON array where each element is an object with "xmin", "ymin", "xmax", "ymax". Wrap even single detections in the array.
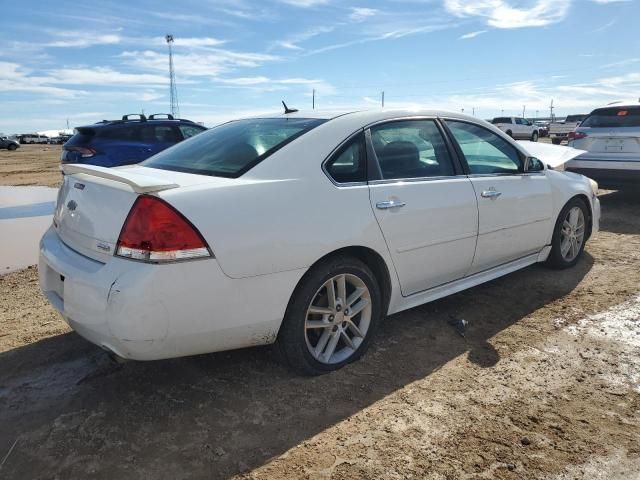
[{"xmin": 166, "ymin": 34, "xmax": 179, "ymax": 117}]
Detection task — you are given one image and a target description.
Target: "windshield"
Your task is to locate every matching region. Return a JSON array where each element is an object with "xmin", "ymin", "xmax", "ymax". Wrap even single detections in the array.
[
  {"xmin": 491, "ymin": 117, "xmax": 510, "ymax": 124},
  {"xmin": 581, "ymin": 107, "xmax": 640, "ymax": 128},
  {"xmin": 565, "ymin": 115, "xmax": 586, "ymax": 123},
  {"xmin": 142, "ymin": 117, "xmax": 326, "ymax": 178}
]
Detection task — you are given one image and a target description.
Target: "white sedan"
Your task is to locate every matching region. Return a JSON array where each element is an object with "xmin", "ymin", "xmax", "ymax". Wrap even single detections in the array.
[{"xmin": 39, "ymin": 109, "xmax": 600, "ymax": 375}]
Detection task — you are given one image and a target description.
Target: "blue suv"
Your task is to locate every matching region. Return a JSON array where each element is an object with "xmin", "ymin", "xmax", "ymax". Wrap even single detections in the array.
[{"xmin": 61, "ymin": 114, "xmax": 206, "ymax": 167}]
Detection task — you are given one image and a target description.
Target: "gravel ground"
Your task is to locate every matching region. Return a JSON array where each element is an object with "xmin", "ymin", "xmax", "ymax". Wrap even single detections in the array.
[
  {"xmin": 0, "ymin": 144, "xmax": 63, "ymax": 188},
  {"xmin": 0, "ymin": 144, "xmax": 639, "ymax": 479}
]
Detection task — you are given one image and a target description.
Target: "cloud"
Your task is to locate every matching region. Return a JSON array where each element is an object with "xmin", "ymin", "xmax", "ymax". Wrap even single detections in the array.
[
  {"xmin": 45, "ymin": 32, "xmax": 121, "ymax": 48},
  {"xmin": 590, "ymin": 0, "xmax": 630, "ymax": 3},
  {"xmin": 0, "ymin": 62, "xmax": 83, "ymax": 98},
  {"xmin": 444, "ymin": 0, "xmax": 570, "ymax": 29},
  {"xmin": 279, "ymin": 0, "xmax": 329, "ymax": 6},
  {"xmin": 156, "ymin": 37, "xmax": 226, "ymax": 47},
  {"xmin": 349, "ymin": 7, "xmax": 378, "ymax": 21},
  {"xmin": 459, "ymin": 30, "xmax": 487, "ymax": 39},
  {"xmin": 121, "ymin": 49, "xmax": 278, "ymax": 78},
  {"xmin": 215, "ymin": 76, "xmax": 337, "ymax": 95}
]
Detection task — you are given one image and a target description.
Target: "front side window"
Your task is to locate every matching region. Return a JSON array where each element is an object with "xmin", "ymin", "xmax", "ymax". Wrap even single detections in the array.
[
  {"xmin": 143, "ymin": 118, "xmax": 325, "ymax": 178},
  {"xmin": 324, "ymin": 133, "xmax": 366, "ymax": 184},
  {"xmin": 369, "ymin": 120, "xmax": 454, "ymax": 180},
  {"xmin": 446, "ymin": 121, "xmax": 522, "ymax": 175}
]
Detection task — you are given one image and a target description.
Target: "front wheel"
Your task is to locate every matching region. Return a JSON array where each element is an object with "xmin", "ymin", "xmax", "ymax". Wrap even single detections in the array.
[
  {"xmin": 276, "ymin": 256, "xmax": 383, "ymax": 375},
  {"xmin": 551, "ymin": 138, "xmax": 561, "ymax": 145},
  {"xmin": 531, "ymin": 131, "xmax": 539, "ymax": 142},
  {"xmin": 546, "ymin": 198, "xmax": 589, "ymax": 269},
  {"xmin": 7, "ymin": 144, "xmax": 17, "ymax": 151}
]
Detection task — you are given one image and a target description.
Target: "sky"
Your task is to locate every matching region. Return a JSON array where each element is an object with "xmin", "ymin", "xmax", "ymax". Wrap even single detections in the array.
[{"xmin": 1, "ymin": 0, "xmax": 639, "ymax": 133}]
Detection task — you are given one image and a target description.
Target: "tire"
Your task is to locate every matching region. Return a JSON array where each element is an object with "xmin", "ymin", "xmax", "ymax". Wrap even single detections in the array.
[
  {"xmin": 276, "ymin": 255, "xmax": 383, "ymax": 375},
  {"xmin": 7, "ymin": 144, "xmax": 17, "ymax": 151},
  {"xmin": 546, "ymin": 197, "xmax": 589, "ymax": 269},
  {"xmin": 551, "ymin": 138, "xmax": 561, "ymax": 145},
  {"xmin": 506, "ymin": 130, "xmax": 513, "ymax": 138},
  {"xmin": 531, "ymin": 131, "xmax": 539, "ymax": 142}
]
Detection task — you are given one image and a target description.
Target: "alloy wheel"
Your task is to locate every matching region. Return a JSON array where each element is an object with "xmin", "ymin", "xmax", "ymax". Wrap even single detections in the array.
[
  {"xmin": 560, "ymin": 206, "xmax": 585, "ymax": 262},
  {"xmin": 304, "ymin": 273, "xmax": 372, "ymax": 364}
]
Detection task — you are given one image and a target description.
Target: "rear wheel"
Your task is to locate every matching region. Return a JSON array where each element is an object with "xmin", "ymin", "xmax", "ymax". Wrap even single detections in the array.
[
  {"xmin": 546, "ymin": 198, "xmax": 589, "ymax": 269},
  {"xmin": 531, "ymin": 131, "xmax": 539, "ymax": 142},
  {"xmin": 276, "ymin": 256, "xmax": 382, "ymax": 375},
  {"xmin": 551, "ymin": 138, "xmax": 561, "ymax": 145}
]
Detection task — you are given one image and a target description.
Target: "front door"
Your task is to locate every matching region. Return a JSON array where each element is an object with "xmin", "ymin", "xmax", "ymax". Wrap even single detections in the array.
[
  {"xmin": 367, "ymin": 119, "xmax": 479, "ymax": 296},
  {"xmin": 444, "ymin": 120, "xmax": 553, "ymax": 274}
]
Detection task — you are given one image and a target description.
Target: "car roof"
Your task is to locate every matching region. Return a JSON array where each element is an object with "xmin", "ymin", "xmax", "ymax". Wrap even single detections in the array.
[
  {"xmin": 240, "ymin": 108, "xmax": 487, "ymax": 126},
  {"xmin": 77, "ymin": 118, "xmax": 202, "ymax": 130}
]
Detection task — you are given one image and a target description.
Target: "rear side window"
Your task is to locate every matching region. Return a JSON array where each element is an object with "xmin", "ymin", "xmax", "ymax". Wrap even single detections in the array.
[
  {"xmin": 98, "ymin": 126, "xmax": 139, "ymax": 141},
  {"xmin": 179, "ymin": 125, "xmax": 205, "ymax": 139},
  {"xmin": 324, "ymin": 133, "xmax": 366, "ymax": 184},
  {"xmin": 581, "ymin": 107, "xmax": 640, "ymax": 128},
  {"xmin": 446, "ymin": 120, "xmax": 522, "ymax": 175},
  {"xmin": 370, "ymin": 120, "xmax": 454, "ymax": 180},
  {"xmin": 492, "ymin": 117, "xmax": 511, "ymax": 124},
  {"xmin": 139, "ymin": 125, "xmax": 182, "ymax": 143},
  {"xmin": 142, "ymin": 118, "xmax": 326, "ymax": 178}
]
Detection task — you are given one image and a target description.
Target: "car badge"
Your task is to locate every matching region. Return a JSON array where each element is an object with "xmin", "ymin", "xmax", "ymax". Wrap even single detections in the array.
[
  {"xmin": 74, "ymin": 182, "xmax": 85, "ymax": 190},
  {"xmin": 67, "ymin": 200, "xmax": 78, "ymax": 211}
]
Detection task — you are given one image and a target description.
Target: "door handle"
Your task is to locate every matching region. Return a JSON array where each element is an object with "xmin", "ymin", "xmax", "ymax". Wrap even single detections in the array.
[
  {"xmin": 376, "ymin": 200, "xmax": 406, "ymax": 210},
  {"xmin": 481, "ymin": 190, "xmax": 502, "ymax": 199}
]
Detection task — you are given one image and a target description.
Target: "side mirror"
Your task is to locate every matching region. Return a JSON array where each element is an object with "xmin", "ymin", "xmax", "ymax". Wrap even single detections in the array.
[{"xmin": 525, "ymin": 157, "xmax": 545, "ymax": 172}]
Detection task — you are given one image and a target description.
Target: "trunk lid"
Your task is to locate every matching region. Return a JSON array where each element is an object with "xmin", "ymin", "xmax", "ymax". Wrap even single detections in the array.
[
  {"xmin": 575, "ymin": 128, "xmax": 640, "ymax": 155},
  {"xmin": 54, "ymin": 164, "xmax": 222, "ymax": 262}
]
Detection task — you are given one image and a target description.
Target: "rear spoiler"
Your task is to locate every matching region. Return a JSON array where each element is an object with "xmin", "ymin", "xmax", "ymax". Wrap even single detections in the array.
[
  {"xmin": 516, "ymin": 141, "xmax": 585, "ymax": 168},
  {"xmin": 61, "ymin": 164, "xmax": 178, "ymax": 193}
]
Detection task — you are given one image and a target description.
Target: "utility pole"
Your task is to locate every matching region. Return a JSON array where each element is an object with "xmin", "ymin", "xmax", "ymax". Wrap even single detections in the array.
[
  {"xmin": 312, "ymin": 89, "xmax": 315, "ymax": 110},
  {"xmin": 535, "ymin": 109, "xmax": 539, "ymax": 119},
  {"xmin": 522, "ymin": 105, "xmax": 526, "ymax": 118},
  {"xmin": 550, "ymin": 99, "xmax": 555, "ymax": 123},
  {"xmin": 166, "ymin": 34, "xmax": 179, "ymax": 118},
  {"xmin": 472, "ymin": 107, "xmax": 475, "ymax": 116},
  {"xmin": 381, "ymin": 91, "xmax": 385, "ymax": 108}
]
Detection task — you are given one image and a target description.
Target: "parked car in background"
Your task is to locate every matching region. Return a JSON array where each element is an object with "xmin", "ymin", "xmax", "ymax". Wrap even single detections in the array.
[
  {"xmin": 566, "ymin": 103, "xmax": 640, "ymax": 188},
  {"xmin": 61, "ymin": 114, "xmax": 206, "ymax": 167},
  {"xmin": 549, "ymin": 114, "xmax": 588, "ymax": 144},
  {"xmin": 0, "ymin": 137, "xmax": 20, "ymax": 150},
  {"xmin": 491, "ymin": 117, "xmax": 539, "ymax": 141},
  {"xmin": 48, "ymin": 134, "xmax": 72, "ymax": 145},
  {"xmin": 41, "ymin": 109, "xmax": 599, "ymax": 375},
  {"xmin": 534, "ymin": 121, "xmax": 549, "ymax": 137},
  {"xmin": 19, "ymin": 134, "xmax": 49, "ymax": 144}
]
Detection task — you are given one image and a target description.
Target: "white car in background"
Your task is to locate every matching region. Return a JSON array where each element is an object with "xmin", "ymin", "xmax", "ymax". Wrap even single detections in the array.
[
  {"xmin": 491, "ymin": 117, "xmax": 540, "ymax": 141},
  {"xmin": 40, "ymin": 109, "xmax": 599, "ymax": 375},
  {"xmin": 567, "ymin": 103, "xmax": 640, "ymax": 188}
]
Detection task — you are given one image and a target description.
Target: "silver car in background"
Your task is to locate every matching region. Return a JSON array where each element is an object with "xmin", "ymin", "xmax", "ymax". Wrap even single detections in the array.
[{"xmin": 567, "ymin": 103, "xmax": 640, "ymax": 188}]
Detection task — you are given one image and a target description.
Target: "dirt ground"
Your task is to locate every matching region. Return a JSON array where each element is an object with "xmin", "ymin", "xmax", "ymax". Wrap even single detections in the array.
[
  {"xmin": 0, "ymin": 148, "xmax": 639, "ymax": 479},
  {"xmin": 0, "ymin": 144, "xmax": 63, "ymax": 188}
]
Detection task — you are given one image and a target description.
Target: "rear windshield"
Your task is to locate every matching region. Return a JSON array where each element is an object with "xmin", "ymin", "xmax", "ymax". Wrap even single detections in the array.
[
  {"xmin": 66, "ymin": 128, "xmax": 95, "ymax": 146},
  {"xmin": 142, "ymin": 118, "xmax": 326, "ymax": 178},
  {"xmin": 581, "ymin": 107, "xmax": 640, "ymax": 128},
  {"xmin": 565, "ymin": 115, "xmax": 586, "ymax": 123},
  {"xmin": 491, "ymin": 117, "xmax": 511, "ymax": 124}
]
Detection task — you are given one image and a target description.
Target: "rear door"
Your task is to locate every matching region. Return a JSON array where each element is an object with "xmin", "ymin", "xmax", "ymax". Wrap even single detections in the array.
[
  {"xmin": 367, "ymin": 119, "xmax": 478, "ymax": 296},
  {"xmin": 444, "ymin": 119, "xmax": 553, "ymax": 274}
]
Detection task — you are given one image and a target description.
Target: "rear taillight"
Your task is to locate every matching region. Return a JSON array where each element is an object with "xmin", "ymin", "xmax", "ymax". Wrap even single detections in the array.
[
  {"xmin": 64, "ymin": 146, "xmax": 96, "ymax": 158},
  {"xmin": 116, "ymin": 196, "xmax": 211, "ymax": 263},
  {"xmin": 568, "ymin": 131, "xmax": 587, "ymax": 141}
]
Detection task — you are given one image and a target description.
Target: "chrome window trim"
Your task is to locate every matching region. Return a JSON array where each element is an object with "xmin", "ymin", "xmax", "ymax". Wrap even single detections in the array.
[
  {"xmin": 368, "ymin": 174, "xmax": 469, "ymax": 186},
  {"xmin": 321, "ymin": 128, "xmax": 368, "ymax": 187}
]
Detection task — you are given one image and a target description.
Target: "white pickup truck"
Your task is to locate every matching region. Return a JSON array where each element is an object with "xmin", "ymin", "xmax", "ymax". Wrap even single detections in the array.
[
  {"xmin": 490, "ymin": 117, "xmax": 539, "ymax": 141},
  {"xmin": 548, "ymin": 114, "xmax": 588, "ymax": 144}
]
